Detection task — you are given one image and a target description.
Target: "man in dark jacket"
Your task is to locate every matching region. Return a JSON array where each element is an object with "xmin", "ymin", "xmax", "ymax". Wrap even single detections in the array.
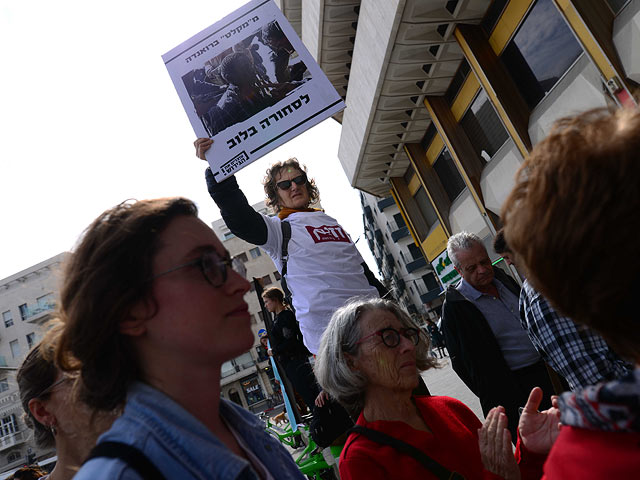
[{"xmin": 441, "ymin": 232, "xmax": 554, "ymax": 440}]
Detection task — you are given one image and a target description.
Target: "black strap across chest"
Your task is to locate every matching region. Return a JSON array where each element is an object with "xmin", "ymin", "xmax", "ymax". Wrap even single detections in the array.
[
  {"xmin": 86, "ymin": 441, "xmax": 167, "ymax": 480},
  {"xmin": 349, "ymin": 425, "xmax": 466, "ymax": 480}
]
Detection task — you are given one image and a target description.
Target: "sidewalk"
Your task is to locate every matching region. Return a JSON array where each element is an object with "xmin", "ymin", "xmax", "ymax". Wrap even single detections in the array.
[{"xmin": 421, "ymin": 355, "xmax": 484, "ymax": 421}]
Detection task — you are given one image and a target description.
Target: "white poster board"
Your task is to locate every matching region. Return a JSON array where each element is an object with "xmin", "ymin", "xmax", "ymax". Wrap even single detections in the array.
[
  {"xmin": 431, "ymin": 249, "xmax": 461, "ymax": 289},
  {"xmin": 162, "ymin": 0, "xmax": 345, "ymax": 181}
]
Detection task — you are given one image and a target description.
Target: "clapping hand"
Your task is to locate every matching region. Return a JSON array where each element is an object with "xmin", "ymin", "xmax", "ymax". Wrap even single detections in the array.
[
  {"xmin": 479, "ymin": 406, "xmax": 521, "ymax": 480},
  {"xmin": 518, "ymin": 387, "xmax": 561, "ymax": 454}
]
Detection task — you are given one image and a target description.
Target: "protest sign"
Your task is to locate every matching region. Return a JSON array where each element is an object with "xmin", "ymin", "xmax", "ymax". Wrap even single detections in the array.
[{"xmin": 162, "ymin": 0, "xmax": 345, "ymax": 180}]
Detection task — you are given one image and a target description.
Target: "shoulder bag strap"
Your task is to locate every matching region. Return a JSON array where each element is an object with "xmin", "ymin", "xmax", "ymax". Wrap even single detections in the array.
[
  {"xmin": 349, "ymin": 425, "xmax": 465, "ymax": 480},
  {"xmin": 86, "ymin": 441, "xmax": 167, "ymax": 480},
  {"xmin": 279, "ymin": 221, "xmax": 294, "ymax": 310}
]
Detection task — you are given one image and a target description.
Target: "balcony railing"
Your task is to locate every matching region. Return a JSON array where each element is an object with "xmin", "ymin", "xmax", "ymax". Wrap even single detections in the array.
[
  {"xmin": 363, "ymin": 205, "xmax": 373, "ymax": 224},
  {"xmin": 406, "ymin": 257, "xmax": 427, "ymax": 273},
  {"xmin": 0, "ymin": 430, "xmax": 27, "ymax": 452},
  {"xmin": 377, "ymin": 197, "xmax": 395, "ymax": 211},
  {"xmin": 420, "ymin": 287, "xmax": 443, "ymax": 304},
  {"xmin": 391, "ymin": 226, "xmax": 409, "ymax": 242},
  {"xmin": 24, "ymin": 303, "xmax": 56, "ymax": 324},
  {"xmin": 374, "ymin": 228, "xmax": 383, "ymax": 243}
]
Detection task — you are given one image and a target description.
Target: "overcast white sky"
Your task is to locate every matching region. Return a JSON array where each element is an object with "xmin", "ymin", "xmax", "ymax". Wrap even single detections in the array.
[{"xmin": 0, "ymin": 0, "xmax": 378, "ymax": 280}]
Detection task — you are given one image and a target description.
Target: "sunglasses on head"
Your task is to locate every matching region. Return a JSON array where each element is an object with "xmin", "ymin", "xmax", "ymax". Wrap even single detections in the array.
[{"xmin": 276, "ymin": 174, "xmax": 306, "ymax": 191}]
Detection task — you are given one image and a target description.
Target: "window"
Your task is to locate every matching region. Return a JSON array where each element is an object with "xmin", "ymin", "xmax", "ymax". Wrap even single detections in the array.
[
  {"xmin": 261, "ymin": 274, "xmax": 272, "ymax": 286},
  {"xmin": 444, "ymin": 59, "xmax": 471, "ymax": 105},
  {"xmin": 273, "ymin": 271, "xmax": 281, "ymax": 281},
  {"xmin": 250, "ymin": 314, "xmax": 257, "ymax": 324},
  {"xmin": 420, "ymin": 123, "xmax": 437, "ymax": 151},
  {"xmin": 223, "ymin": 231, "xmax": 236, "ymax": 240},
  {"xmin": 221, "ymin": 360, "xmax": 236, "ymax": 378},
  {"xmin": 250, "ymin": 247, "xmax": 262, "ymax": 259},
  {"xmin": 0, "ymin": 379, "xmax": 8, "ymax": 393},
  {"xmin": 26, "ymin": 333, "xmax": 36, "ymax": 349},
  {"xmin": 460, "ymin": 90, "xmax": 509, "ymax": 162},
  {"xmin": 0, "ymin": 415, "xmax": 17, "ymax": 437},
  {"xmin": 500, "ymin": 0, "xmax": 582, "ymax": 109},
  {"xmin": 236, "ymin": 252, "xmax": 248, "ymax": 263},
  {"xmin": 413, "ymin": 187, "xmax": 439, "ymax": 240},
  {"xmin": 9, "ymin": 340, "xmax": 20, "ymax": 359},
  {"xmin": 481, "ymin": 0, "xmax": 508, "ymax": 35},
  {"xmin": 403, "ymin": 166, "xmax": 415, "ymax": 185},
  {"xmin": 433, "ymin": 148, "xmax": 465, "ymax": 202},
  {"xmin": 18, "ymin": 304, "xmax": 28, "ymax": 321},
  {"xmin": 407, "ymin": 243, "xmax": 424, "ymax": 261},
  {"xmin": 2, "ymin": 311, "xmax": 13, "ymax": 328},
  {"xmin": 422, "ymin": 273, "xmax": 440, "ymax": 291},
  {"xmin": 393, "ymin": 213, "xmax": 406, "ymax": 229},
  {"xmin": 607, "ymin": 0, "xmax": 631, "ymax": 14}
]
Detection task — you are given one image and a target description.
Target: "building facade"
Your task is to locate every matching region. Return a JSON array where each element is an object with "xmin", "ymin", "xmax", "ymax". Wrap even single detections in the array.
[
  {"xmin": 278, "ymin": 0, "xmax": 638, "ymax": 276},
  {"xmin": 212, "ymin": 201, "xmax": 286, "ymax": 413},
  {"xmin": 0, "ymin": 254, "xmax": 66, "ymax": 473},
  {"xmin": 360, "ymin": 191, "xmax": 442, "ymax": 322}
]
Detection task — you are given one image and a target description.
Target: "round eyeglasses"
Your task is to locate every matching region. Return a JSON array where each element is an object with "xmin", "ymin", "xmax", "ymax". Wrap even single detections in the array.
[
  {"xmin": 152, "ymin": 250, "xmax": 243, "ymax": 287},
  {"xmin": 356, "ymin": 327, "xmax": 421, "ymax": 348},
  {"xmin": 276, "ymin": 173, "xmax": 306, "ymax": 191}
]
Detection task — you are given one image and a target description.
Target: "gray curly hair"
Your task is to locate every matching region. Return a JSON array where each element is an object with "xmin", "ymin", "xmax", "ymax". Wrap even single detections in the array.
[{"xmin": 314, "ymin": 297, "xmax": 437, "ymax": 416}]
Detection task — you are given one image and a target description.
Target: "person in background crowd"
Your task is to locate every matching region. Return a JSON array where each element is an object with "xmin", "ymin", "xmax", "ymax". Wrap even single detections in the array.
[
  {"xmin": 425, "ymin": 318, "xmax": 446, "ymax": 359},
  {"xmin": 194, "ymin": 138, "xmax": 385, "ymax": 356},
  {"xmin": 495, "ymin": 107, "xmax": 640, "ymax": 478},
  {"xmin": 262, "ymin": 287, "xmax": 324, "ymax": 410},
  {"xmin": 17, "ymin": 334, "xmax": 115, "ymax": 480},
  {"xmin": 54, "ymin": 197, "xmax": 305, "ymax": 479},
  {"xmin": 315, "ymin": 297, "xmax": 553, "ymax": 480},
  {"xmin": 493, "ymin": 229, "xmax": 632, "ymax": 391},
  {"xmin": 441, "ymin": 232, "xmax": 555, "ymax": 440}
]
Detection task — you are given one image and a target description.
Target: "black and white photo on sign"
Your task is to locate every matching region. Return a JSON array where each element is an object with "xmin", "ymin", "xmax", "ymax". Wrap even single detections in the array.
[
  {"xmin": 181, "ymin": 20, "xmax": 311, "ymax": 137},
  {"xmin": 163, "ymin": 0, "xmax": 345, "ymax": 180}
]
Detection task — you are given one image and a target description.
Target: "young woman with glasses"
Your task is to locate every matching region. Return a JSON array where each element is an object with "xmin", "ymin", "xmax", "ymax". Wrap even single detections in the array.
[
  {"xmin": 17, "ymin": 336, "xmax": 115, "ymax": 480},
  {"xmin": 315, "ymin": 298, "xmax": 552, "ymax": 480},
  {"xmin": 194, "ymin": 138, "xmax": 385, "ymax": 356},
  {"xmin": 54, "ymin": 197, "xmax": 305, "ymax": 479}
]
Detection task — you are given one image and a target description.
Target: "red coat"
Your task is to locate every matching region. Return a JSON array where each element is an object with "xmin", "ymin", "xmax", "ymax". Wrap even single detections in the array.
[
  {"xmin": 339, "ymin": 395, "xmax": 544, "ymax": 480},
  {"xmin": 542, "ymin": 426, "xmax": 640, "ymax": 479}
]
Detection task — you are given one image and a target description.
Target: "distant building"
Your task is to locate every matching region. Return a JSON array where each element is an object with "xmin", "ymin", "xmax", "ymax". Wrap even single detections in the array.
[
  {"xmin": 212, "ymin": 201, "xmax": 285, "ymax": 413},
  {"xmin": 0, "ymin": 253, "xmax": 67, "ymax": 473},
  {"xmin": 360, "ymin": 192, "xmax": 442, "ymax": 322}
]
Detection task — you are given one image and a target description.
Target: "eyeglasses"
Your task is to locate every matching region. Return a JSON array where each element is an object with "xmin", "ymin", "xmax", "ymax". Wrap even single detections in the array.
[
  {"xmin": 37, "ymin": 375, "xmax": 71, "ymax": 398},
  {"xmin": 276, "ymin": 174, "xmax": 306, "ymax": 191},
  {"xmin": 152, "ymin": 250, "xmax": 238, "ymax": 287},
  {"xmin": 356, "ymin": 327, "xmax": 421, "ymax": 348}
]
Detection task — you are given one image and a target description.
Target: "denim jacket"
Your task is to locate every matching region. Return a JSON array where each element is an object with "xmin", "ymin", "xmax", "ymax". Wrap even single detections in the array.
[{"xmin": 74, "ymin": 382, "xmax": 305, "ymax": 480}]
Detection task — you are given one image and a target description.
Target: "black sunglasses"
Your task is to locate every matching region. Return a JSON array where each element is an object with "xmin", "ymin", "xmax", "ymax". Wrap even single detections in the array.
[
  {"xmin": 152, "ymin": 250, "xmax": 238, "ymax": 287},
  {"xmin": 276, "ymin": 174, "xmax": 307, "ymax": 191}
]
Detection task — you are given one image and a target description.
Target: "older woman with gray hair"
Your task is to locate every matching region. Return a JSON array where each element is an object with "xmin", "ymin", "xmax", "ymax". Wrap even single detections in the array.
[{"xmin": 315, "ymin": 298, "xmax": 548, "ymax": 480}]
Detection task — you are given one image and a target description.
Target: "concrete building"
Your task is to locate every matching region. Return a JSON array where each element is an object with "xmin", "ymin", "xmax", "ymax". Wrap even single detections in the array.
[
  {"xmin": 277, "ymin": 0, "xmax": 638, "ymax": 282},
  {"xmin": 360, "ymin": 191, "xmax": 442, "ymax": 322},
  {"xmin": 212, "ymin": 201, "xmax": 286, "ymax": 413},
  {"xmin": 0, "ymin": 253, "xmax": 67, "ymax": 473}
]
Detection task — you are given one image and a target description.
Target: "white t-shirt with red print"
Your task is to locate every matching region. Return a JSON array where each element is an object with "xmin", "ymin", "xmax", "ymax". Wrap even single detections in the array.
[{"xmin": 261, "ymin": 210, "xmax": 378, "ymax": 354}]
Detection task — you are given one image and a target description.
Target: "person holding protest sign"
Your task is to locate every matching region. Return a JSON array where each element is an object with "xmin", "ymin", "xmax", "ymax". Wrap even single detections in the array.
[{"xmin": 195, "ymin": 137, "xmax": 386, "ymax": 355}]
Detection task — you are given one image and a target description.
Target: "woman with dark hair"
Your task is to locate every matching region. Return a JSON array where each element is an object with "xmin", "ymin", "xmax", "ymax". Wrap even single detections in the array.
[
  {"xmin": 54, "ymin": 197, "xmax": 305, "ymax": 479},
  {"xmin": 261, "ymin": 287, "xmax": 320, "ymax": 410},
  {"xmin": 194, "ymin": 139, "xmax": 385, "ymax": 356},
  {"xmin": 17, "ymin": 336, "xmax": 114, "ymax": 480}
]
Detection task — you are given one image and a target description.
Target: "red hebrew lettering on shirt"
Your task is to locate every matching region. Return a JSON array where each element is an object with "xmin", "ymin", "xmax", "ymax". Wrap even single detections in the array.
[{"xmin": 305, "ymin": 225, "xmax": 351, "ymax": 244}]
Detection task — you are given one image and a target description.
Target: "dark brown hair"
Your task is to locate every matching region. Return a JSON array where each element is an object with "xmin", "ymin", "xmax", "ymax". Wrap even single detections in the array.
[
  {"xmin": 502, "ymin": 108, "xmax": 640, "ymax": 360},
  {"xmin": 17, "ymin": 344, "xmax": 58, "ymax": 448},
  {"xmin": 263, "ymin": 158, "xmax": 319, "ymax": 212},
  {"xmin": 56, "ymin": 197, "xmax": 198, "ymax": 410},
  {"xmin": 262, "ymin": 287, "xmax": 286, "ymax": 305}
]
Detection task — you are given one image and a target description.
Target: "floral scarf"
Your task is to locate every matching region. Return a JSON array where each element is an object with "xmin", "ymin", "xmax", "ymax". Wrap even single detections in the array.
[{"xmin": 559, "ymin": 366, "xmax": 640, "ymax": 432}]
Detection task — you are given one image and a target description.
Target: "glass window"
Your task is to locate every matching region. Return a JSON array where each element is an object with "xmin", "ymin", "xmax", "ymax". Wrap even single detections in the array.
[
  {"xmin": 241, "ymin": 376, "xmax": 265, "ymax": 405},
  {"xmin": 26, "ymin": 333, "xmax": 36, "ymax": 349},
  {"xmin": 9, "ymin": 340, "xmax": 20, "ymax": 359},
  {"xmin": 261, "ymin": 274, "xmax": 272, "ymax": 286},
  {"xmin": 36, "ymin": 293, "xmax": 54, "ymax": 309},
  {"xmin": 250, "ymin": 247, "xmax": 262, "ymax": 259},
  {"xmin": 407, "ymin": 243, "xmax": 424, "ymax": 261},
  {"xmin": 18, "ymin": 304, "xmax": 28, "ymax": 321},
  {"xmin": 0, "ymin": 415, "xmax": 17, "ymax": 437},
  {"xmin": 412, "ymin": 187, "xmax": 438, "ymax": 239},
  {"xmin": 500, "ymin": 0, "xmax": 582, "ymax": 109},
  {"xmin": 420, "ymin": 123, "xmax": 437, "ymax": 151},
  {"xmin": 273, "ymin": 271, "xmax": 281, "ymax": 280},
  {"xmin": 607, "ymin": 0, "xmax": 631, "ymax": 14},
  {"xmin": 221, "ymin": 360, "xmax": 236, "ymax": 378},
  {"xmin": 444, "ymin": 59, "xmax": 471, "ymax": 105},
  {"xmin": 236, "ymin": 252, "xmax": 248, "ymax": 263},
  {"xmin": 0, "ymin": 379, "xmax": 8, "ymax": 393},
  {"xmin": 223, "ymin": 231, "xmax": 236, "ymax": 240},
  {"xmin": 393, "ymin": 213, "xmax": 406, "ymax": 229},
  {"xmin": 481, "ymin": 0, "xmax": 509, "ymax": 35},
  {"xmin": 403, "ymin": 166, "xmax": 415, "ymax": 185},
  {"xmin": 460, "ymin": 90, "xmax": 509, "ymax": 162},
  {"xmin": 2, "ymin": 311, "xmax": 13, "ymax": 328},
  {"xmin": 433, "ymin": 149, "xmax": 465, "ymax": 202},
  {"xmin": 422, "ymin": 273, "xmax": 439, "ymax": 291}
]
